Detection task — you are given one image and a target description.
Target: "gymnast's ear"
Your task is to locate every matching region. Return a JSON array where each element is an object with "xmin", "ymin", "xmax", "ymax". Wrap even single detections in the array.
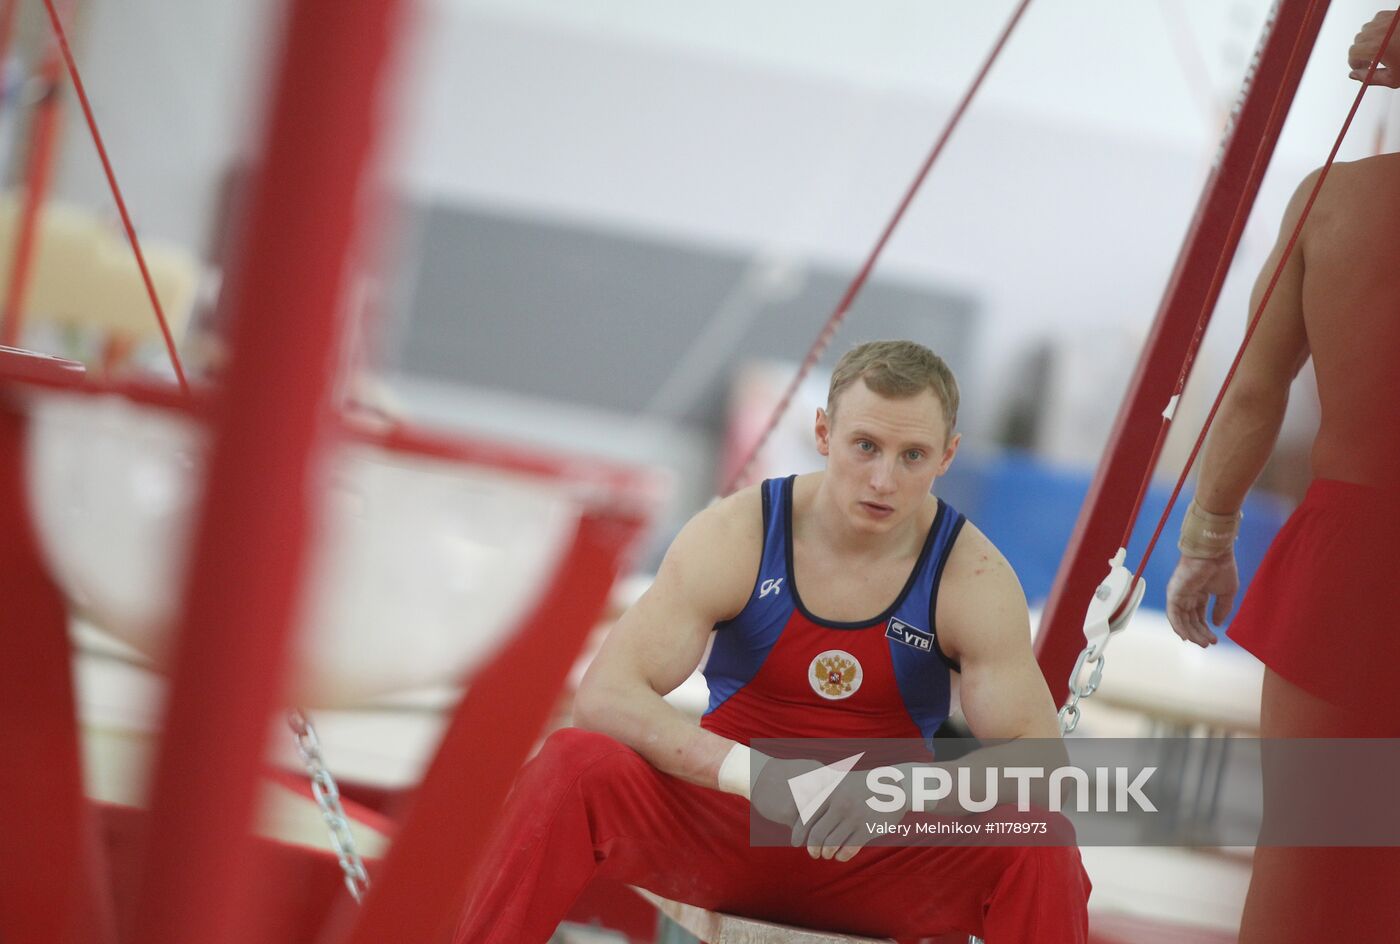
[
  {"xmin": 935, "ymin": 432, "xmax": 961, "ymax": 476},
  {"xmin": 814, "ymin": 407, "xmax": 832, "ymax": 456}
]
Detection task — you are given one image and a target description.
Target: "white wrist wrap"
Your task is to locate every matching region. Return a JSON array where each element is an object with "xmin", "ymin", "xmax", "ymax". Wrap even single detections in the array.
[{"xmin": 718, "ymin": 744, "xmax": 767, "ymax": 799}]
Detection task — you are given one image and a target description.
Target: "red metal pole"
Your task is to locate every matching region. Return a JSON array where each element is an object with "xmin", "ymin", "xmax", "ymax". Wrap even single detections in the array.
[
  {"xmin": 0, "ymin": 352, "xmax": 114, "ymax": 944},
  {"xmin": 0, "ymin": 48, "xmax": 65, "ymax": 347},
  {"xmin": 128, "ymin": 2, "xmax": 407, "ymax": 943},
  {"xmin": 0, "ymin": 0, "xmax": 19, "ymax": 98},
  {"xmin": 331, "ymin": 509, "xmax": 648, "ymax": 944},
  {"xmin": 1034, "ymin": 0, "xmax": 1330, "ymax": 701}
]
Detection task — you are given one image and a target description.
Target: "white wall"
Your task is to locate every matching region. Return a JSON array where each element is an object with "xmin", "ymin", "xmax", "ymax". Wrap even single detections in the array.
[
  {"xmin": 51, "ymin": 0, "xmax": 274, "ymax": 251},
  {"xmin": 46, "ymin": 0, "xmax": 1400, "ymax": 460},
  {"xmin": 395, "ymin": 0, "xmax": 1392, "ymax": 448}
]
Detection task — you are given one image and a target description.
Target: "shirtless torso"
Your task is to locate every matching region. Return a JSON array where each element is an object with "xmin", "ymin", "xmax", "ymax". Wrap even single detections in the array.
[{"xmin": 1297, "ymin": 154, "xmax": 1400, "ymax": 486}]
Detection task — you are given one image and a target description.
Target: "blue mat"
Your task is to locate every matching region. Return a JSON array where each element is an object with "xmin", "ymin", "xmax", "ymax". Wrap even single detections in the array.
[{"xmin": 936, "ymin": 450, "xmax": 1291, "ymax": 644}]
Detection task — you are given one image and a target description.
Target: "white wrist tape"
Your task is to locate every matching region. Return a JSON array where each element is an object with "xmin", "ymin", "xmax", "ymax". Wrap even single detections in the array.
[{"xmin": 718, "ymin": 744, "xmax": 768, "ymax": 799}]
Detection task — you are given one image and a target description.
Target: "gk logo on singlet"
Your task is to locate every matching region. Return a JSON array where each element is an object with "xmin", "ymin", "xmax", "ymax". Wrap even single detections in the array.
[
  {"xmin": 885, "ymin": 617, "xmax": 933, "ymax": 652},
  {"xmin": 759, "ymin": 578, "xmax": 784, "ymax": 599}
]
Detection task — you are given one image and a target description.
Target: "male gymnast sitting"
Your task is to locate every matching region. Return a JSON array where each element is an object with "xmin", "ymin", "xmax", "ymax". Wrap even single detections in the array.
[{"xmin": 455, "ymin": 340, "xmax": 1091, "ymax": 943}]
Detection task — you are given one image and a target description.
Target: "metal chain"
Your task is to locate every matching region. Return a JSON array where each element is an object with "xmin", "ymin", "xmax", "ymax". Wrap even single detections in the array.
[
  {"xmin": 287, "ymin": 709, "xmax": 371, "ymax": 903},
  {"xmin": 1057, "ymin": 644, "xmax": 1107, "ymax": 736}
]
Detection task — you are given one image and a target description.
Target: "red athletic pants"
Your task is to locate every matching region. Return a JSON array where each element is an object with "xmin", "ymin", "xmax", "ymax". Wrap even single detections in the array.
[{"xmin": 454, "ymin": 729, "xmax": 1091, "ymax": 943}]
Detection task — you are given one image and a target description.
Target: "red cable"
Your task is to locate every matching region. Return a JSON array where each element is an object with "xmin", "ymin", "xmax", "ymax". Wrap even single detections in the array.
[
  {"xmin": 1111, "ymin": 6, "xmax": 1400, "ymax": 623},
  {"xmin": 37, "ymin": 0, "xmax": 189, "ymax": 395},
  {"xmin": 721, "ymin": 0, "xmax": 1036, "ymax": 496}
]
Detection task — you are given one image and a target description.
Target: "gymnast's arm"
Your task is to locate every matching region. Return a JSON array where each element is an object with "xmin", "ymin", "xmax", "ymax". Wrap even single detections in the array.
[
  {"xmin": 940, "ymin": 524, "xmax": 1061, "ymax": 742},
  {"xmin": 1166, "ymin": 171, "xmax": 1313, "ymax": 646},
  {"xmin": 574, "ymin": 488, "xmax": 760, "ymax": 791},
  {"xmin": 934, "ymin": 525, "xmax": 1068, "ymax": 808},
  {"xmin": 1192, "ymin": 171, "xmax": 1314, "ymax": 519}
]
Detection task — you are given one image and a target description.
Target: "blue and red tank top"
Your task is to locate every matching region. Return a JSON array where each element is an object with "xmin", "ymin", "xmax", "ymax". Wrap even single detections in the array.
[{"xmin": 700, "ymin": 475, "xmax": 966, "ymax": 744}]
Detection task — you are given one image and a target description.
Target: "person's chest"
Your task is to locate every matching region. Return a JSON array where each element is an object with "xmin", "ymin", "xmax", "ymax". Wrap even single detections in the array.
[{"xmin": 790, "ymin": 540, "xmax": 919, "ymax": 623}]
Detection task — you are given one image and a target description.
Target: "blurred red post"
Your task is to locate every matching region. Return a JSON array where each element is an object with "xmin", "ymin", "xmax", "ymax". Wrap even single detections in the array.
[
  {"xmin": 128, "ymin": 2, "xmax": 409, "ymax": 943},
  {"xmin": 0, "ymin": 350, "xmax": 114, "ymax": 944}
]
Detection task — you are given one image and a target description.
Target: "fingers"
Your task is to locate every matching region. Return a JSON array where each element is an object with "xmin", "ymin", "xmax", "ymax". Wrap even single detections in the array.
[
  {"xmin": 1350, "ymin": 11, "xmax": 1400, "ymax": 81},
  {"xmin": 1350, "ymin": 66, "xmax": 1400, "ymax": 86},
  {"xmin": 793, "ymin": 807, "xmax": 832, "ymax": 857},
  {"xmin": 818, "ymin": 820, "xmax": 863, "ymax": 861},
  {"xmin": 790, "ymin": 813, "xmax": 815, "ymax": 851},
  {"xmin": 1189, "ymin": 601, "xmax": 1216, "ymax": 646},
  {"xmin": 1167, "ymin": 593, "xmax": 1212, "ymax": 647},
  {"xmin": 1166, "ymin": 599, "xmax": 1192, "ymax": 642},
  {"xmin": 1211, "ymin": 592, "xmax": 1236, "ymax": 628},
  {"xmin": 793, "ymin": 806, "xmax": 870, "ymax": 860},
  {"xmin": 1186, "ymin": 603, "xmax": 1212, "ymax": 647},
  {"xmin": 833, "ymin": 837, "xmax": 865, "ymax": 863}
]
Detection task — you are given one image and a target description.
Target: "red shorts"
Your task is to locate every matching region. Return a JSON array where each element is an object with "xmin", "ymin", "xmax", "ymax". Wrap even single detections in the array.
[{"xmin": 1229, "ymin": 478, "xmax": 1400, "ymax": 718}]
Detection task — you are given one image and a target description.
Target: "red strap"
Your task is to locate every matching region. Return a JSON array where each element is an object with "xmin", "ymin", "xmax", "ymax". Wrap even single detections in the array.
[
  {"xmin": 38, "ymin": 0, "xmax": 189, "ymax": 395},
  {"xmin": 721, "ymin": 0, "xmax": 1036, "ymax": 495}
]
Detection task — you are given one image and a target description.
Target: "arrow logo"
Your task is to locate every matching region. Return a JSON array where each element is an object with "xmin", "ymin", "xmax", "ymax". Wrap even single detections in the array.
[{"xmin": 787, "ymin": 752, "xmax": 864, "ymax": 825}]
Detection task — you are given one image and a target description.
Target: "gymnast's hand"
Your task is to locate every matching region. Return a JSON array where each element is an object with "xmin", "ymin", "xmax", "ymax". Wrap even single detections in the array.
[
  {"xmin": 1165, "ymin": 553, "xmax": 1238, "ymax": 648},
  {"xmin": 1349, "ymin": 10, "xmax": 1400, "ymax": 87},
  {"xmin": 788, "ymin": 765, "xmax": 906, "ymax": 864},
  {"xmin": 749, "ymin": 756, "xmax": 823, "ymax": 829}
]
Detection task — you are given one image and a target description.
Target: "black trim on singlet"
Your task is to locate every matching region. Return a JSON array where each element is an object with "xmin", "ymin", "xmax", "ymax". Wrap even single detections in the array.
[
  {"xmin": 928, "ymin": 514, "xmax": 968, "ymax": 673},
  {"xmin": 782, "ymin": 474, "xmax": 945, "ymax": 630}
]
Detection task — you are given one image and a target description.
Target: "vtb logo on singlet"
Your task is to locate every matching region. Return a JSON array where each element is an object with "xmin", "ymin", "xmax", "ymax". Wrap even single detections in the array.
[{"xmin": 885, "ymin": 616, "xmax": 934, "ymax": 653}]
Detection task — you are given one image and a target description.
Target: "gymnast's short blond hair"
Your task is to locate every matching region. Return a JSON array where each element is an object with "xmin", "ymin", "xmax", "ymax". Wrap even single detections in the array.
[{"xmin": 826, "ymin": 340, "xmax": 959, "ymax": 440}]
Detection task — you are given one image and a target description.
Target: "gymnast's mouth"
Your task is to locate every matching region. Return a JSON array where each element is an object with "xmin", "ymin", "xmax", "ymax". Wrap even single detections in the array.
[{"xmin": 859, "ymin": 501, "xmax": 894, "ymax": 516}]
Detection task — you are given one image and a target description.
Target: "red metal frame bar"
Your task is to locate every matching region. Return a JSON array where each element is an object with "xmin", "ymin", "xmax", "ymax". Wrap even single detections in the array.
[
  {"xmin": 1034, "ymin": 0, "xmax": 1330, "ymax": 700},
  {"xmin": 0, "ymin": 355, "xmax": 115, "ymax": 944},
  {"xmin": 0, "ymin": 0, "xmax": 19, "ymax": 107},
  {"xmin": 0, "ymin": 367, "xmax": 664, "ymax": 508},
  {"xmin": 127, "ymin": 2, "xmax": 408, "ymax": 943},
  {"xmin": 327, "ymin": 508, "xmax": 648, "ymax": 944}
]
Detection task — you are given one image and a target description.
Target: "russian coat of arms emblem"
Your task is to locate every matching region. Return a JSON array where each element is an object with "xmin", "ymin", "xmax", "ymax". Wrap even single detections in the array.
[{"xmin": 808, "ymin": 649, "xmax": 862, "ymax": 700}]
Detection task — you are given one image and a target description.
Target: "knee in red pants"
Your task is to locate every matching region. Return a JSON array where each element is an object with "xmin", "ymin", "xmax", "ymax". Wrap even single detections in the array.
[
  {"xmin": 530, "ymin": 728, "xmax": 636, "ymax": 780},
  {"xmin": 982, "ymin": 843, "xmax": 1090, "ymax": 943},
  {"xmin": 456, "ymin": 728, "xmax": 654, "ymax": 943}
]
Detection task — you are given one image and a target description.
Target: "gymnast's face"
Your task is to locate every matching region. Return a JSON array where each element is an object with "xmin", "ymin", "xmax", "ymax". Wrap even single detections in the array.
[{"xmin": 814, "ymin": 381, "xmax": 959, "ymax": 534}]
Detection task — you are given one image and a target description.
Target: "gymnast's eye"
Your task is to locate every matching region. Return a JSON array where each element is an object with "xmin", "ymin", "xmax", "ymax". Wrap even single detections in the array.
[
  {"xmin": 905, "ymin": 450, "xmax": 925, "ymax": 462},
  {"xmin": 856, "ymin": 440, "xmax": 875, "ymax": 453}
]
